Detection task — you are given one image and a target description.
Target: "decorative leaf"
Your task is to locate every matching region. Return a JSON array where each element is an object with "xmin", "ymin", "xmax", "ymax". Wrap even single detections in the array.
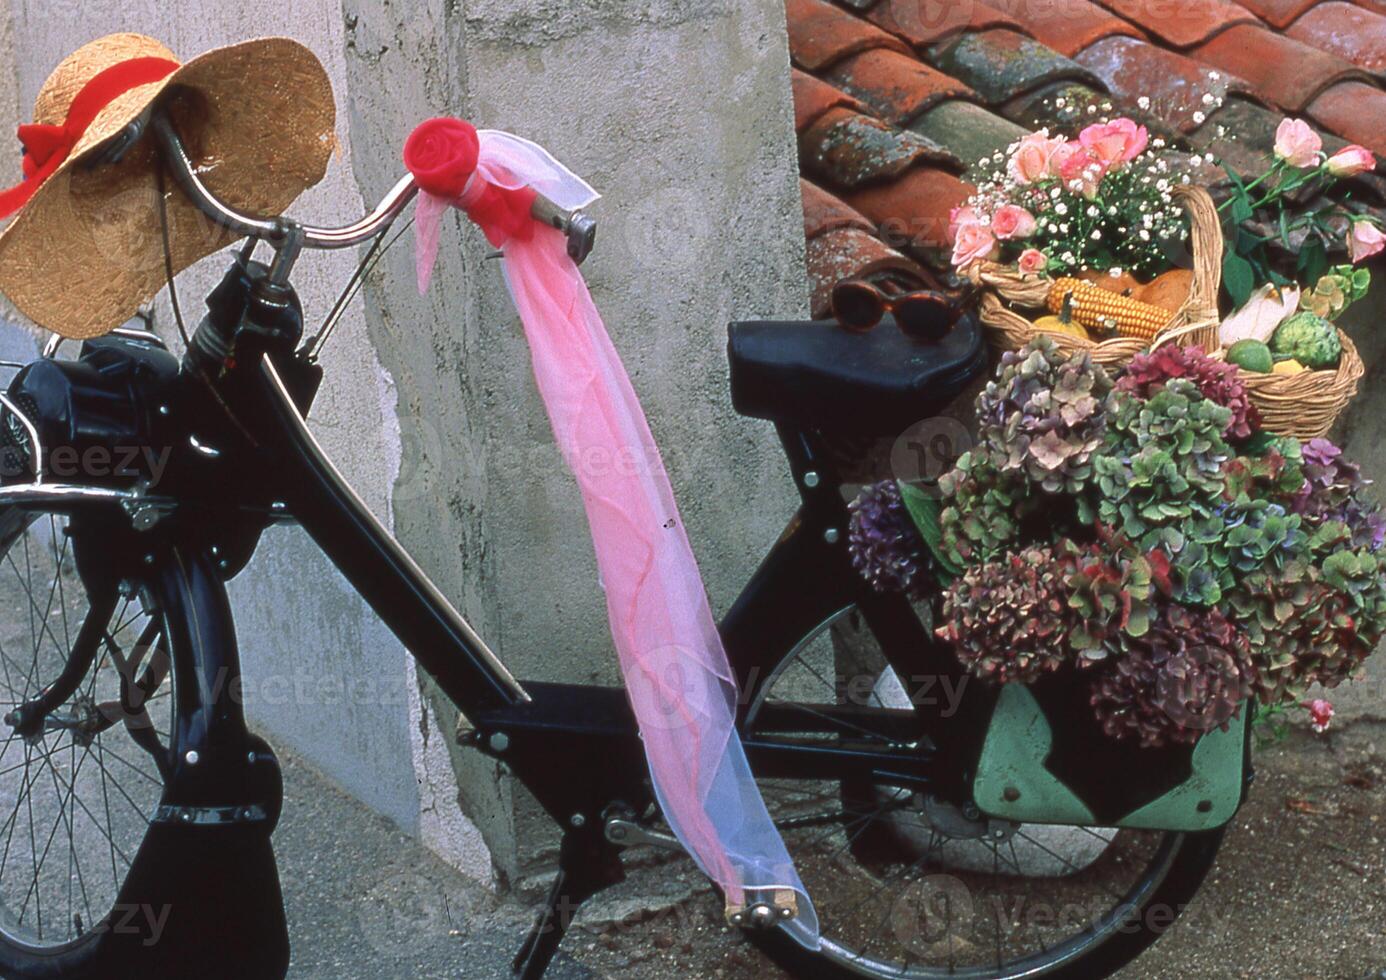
[
  {"xmin": 898, "ymin": 481, "xmax": 961, "ymax": 581},
  {"xmin": 1296, "ymin": 235, "xmax": 1328, "ymax": 289},
  {"xmin": 1223, "ymin": 252, "xmax": 1256, "ymax": 308},
  {"xmin": 1230, "ymin": 188, "xmax": 1253, "ymax": 225}
]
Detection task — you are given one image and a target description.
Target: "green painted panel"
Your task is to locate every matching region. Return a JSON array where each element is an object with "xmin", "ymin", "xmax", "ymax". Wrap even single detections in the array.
[{"xmin": 973, "ymin": 682, "xmax": 1247, "ymax": 832}]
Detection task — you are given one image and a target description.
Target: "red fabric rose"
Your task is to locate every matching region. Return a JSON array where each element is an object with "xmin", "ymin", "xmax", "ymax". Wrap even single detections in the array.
[{"xmin": 403, "ymin": 117, "xmax": 480, "ymax": 198}]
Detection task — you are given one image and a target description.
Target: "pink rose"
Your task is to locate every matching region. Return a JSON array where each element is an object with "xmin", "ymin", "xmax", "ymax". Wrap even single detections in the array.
[
  {"xmin": 991, "ymin": 204, "xmax": 1037, "ymax": 240},
  {"xmin": 1326, "ymin": 144, "xmax": 1376, "ymax": 178},
  {"xmin": 951, "ymin": 221, "xmax": 998, "ymax": 270},
  {"xmin": 1273, "ymin": 118, "xmax": 1322, "ymax": 168},
  {"xmin": 1008, "ymin": 133, "xmax": 1061, "ymax": 184},
  {"xmin": 1078, "ymin": 118, "xmax": 1148, "ymax": 170},
  {"xmin": 1302, "ymin": 699, "xmax": 1334, "ymax": 734},
  {"xmin": 1349, "ymin": 218, "xmax": 1386, "ymax": 264},
  {"xmin": 948, "ymin": 204, "xmax": 981, "ymax": 242},
  {"xmin": 1017, "ymin": 248, "xmax": 1048, "ymax": 275},
  {"xmin": 1051, "ymin": 142, "xmax": 1105, "ymax": 199}
]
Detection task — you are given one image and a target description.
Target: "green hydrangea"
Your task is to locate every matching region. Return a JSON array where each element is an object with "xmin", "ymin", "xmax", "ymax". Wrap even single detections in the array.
[
  {"xmin": 1091, "ymin": 382, "xmax": 1234, "ymax": 603},
  {"xmin": 938, "ymin": 450, "xmax": 1029, "ymax": 566}
]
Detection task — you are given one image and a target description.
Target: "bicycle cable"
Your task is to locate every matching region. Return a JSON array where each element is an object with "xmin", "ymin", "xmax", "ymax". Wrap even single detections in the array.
[
  {"xmin": 306, "ymin": 213, "xmax": 414, "ymax": 362},
  {"xmin": 155, "ymin": 165, "xmax": 192, "ymax": 350}
]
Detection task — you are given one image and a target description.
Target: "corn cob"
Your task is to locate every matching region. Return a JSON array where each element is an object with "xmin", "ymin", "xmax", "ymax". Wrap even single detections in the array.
[{"xmin": 1046, "ymin": 277, "xmax": 1170, "ymax": 340}]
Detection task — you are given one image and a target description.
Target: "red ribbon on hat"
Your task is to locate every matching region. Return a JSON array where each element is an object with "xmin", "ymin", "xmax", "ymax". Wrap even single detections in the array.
[{"xmin": 0, "ymin": 56, "xmax": 179, "ymax": 219}]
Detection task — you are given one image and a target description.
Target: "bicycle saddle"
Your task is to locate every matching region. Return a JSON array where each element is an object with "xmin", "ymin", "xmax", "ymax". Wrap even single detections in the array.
[{"xmin": 726, "ymin": 310, "xmax": 986, "ymax": 434}]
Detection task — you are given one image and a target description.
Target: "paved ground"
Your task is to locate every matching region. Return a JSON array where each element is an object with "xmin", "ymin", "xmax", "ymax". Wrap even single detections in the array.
[{"xmin": 277, "ymin": 716, "xmax": 1386, "ymax": 979}]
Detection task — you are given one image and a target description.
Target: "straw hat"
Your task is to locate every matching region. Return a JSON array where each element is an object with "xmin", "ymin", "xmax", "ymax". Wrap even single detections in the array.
[{"xmin": 0, "ymin": 33, "xmax": 336, "ymax": 339}]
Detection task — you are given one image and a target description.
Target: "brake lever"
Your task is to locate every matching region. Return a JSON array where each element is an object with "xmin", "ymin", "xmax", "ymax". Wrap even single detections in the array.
[{"xmin": 83, "ymin": 105, "xmax": 155, "ymax": 169}]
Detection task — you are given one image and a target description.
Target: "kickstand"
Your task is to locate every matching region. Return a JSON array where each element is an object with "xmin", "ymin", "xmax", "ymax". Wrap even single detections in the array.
[{"xmin": 512, "ymin": 830, "xmax": 625, "ymax": 980}]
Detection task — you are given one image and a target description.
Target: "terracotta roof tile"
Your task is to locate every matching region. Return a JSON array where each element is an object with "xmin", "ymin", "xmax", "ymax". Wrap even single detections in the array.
[
  {"xmin": 1075, "ymin": 36, "xmax": 1251, "ymax": 133},
  {"xmin": 1003, "ymin": 0, "xmax": 1146, "ymax": 58},
  {"xmin": 842, "ymin": 166, "xmax": 974, "ymax": 254},
  {"xmin": 929, "ymin": 29, "xmax": 1100, "ymax": 105},
  {"xmin": 864, "ymin": 0, "xmax": 1025, "ymax": 49},
  {"xmin": 1092, "ymin": 0, "xmax": 1257, "ymax": 47},
  {"xmin": 1186, "ymin": 98, "xmax": 1286, "ymax": 176},
  {"xmin": 908, "ymin": 100, "xmax": 1028, "ymax": 176},
  {"xmin": 1003, "ymin": 81, "xmax": 1181, "ymax": 145},
  {"xmin": 1286, "ymin": 3, "xmax": 1386, "ymax": 75},
  {"xmin": 786, "ymin": 0, "xmax": 910, "ymax": 71},
  {"xmin": 805, "ymin": 226, "xmax": 929, "ymax": 317},
  {"xmin": 791, "ymin": 68, "xmax": 867, "ymax": 133},
  {"xmin": 800, "ymin": 106, "xmax": 961, "ymax": 189},
  {"xmin": 801, "ymin": 178, "xmax": 875, "ymax": 239},
  {"xmin": 825, "ymin": 48, "xmax": 977, "ymax": 124},
  {"xmin": 1234, "ymin": 0, "xmax": 1322, "ymax": 29},
  {"xmin": 1307, "ymin": 80, "xmax": 1386, "ymax": 156},
  {"xmin": 1193, "ymin": 24, "xmax": 1376, "ymax": 111}
]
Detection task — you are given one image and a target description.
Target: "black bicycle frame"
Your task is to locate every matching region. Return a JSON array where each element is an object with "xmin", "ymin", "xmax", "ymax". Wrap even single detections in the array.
[{"xmin": 2, "ymin": 258, "xmax": 981, "ymax": 978}]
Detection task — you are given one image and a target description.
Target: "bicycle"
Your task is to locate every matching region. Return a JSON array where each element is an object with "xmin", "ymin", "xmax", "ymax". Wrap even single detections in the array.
[{"xmin": 0, "ymin": 96, "xmax": 1235, "ymax": 980}]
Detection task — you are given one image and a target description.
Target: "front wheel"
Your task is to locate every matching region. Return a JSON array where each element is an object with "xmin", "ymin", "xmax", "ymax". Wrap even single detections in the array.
[
  {"xmin": 0, "ymin": 505, "xmax": 177, "ymax": 977},
  {"xmin": 740, "ymin": 603, "xmax": 1225, "ymax": 979}
]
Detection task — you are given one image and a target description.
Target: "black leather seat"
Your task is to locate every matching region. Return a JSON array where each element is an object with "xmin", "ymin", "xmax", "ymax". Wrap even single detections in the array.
[{"xmin": 727, "ymin": 311, "xmax": 986, "ymax": 434}]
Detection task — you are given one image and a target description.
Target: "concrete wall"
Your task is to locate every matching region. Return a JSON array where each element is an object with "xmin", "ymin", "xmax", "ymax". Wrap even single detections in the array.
[{"xmin": 0, "ymin": 0, "xmax": 806, "ymax": 884}]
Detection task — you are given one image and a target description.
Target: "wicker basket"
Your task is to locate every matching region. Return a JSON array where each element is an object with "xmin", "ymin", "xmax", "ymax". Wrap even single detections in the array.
[
  {"xmin": 1216, "ymin": 330, "xmax": 1365, "ymax": 440},
  {"xmin": 966, "ymin": 184, "xmax": 1223, "ymax": 369}
]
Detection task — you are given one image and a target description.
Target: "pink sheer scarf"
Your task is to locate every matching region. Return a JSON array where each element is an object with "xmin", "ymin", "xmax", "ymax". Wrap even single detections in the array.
[{"xmin": 407, "ymin": 124, "xmax": 818, "ymax": 945}]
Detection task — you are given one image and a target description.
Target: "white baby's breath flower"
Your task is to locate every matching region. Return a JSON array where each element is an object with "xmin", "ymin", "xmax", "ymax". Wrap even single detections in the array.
[
  {"xmin": 1059, "ymin": 223, "xmax": 1070, "ymax": 234},
  {"xmin": 1201, "ymin": 92, "xmax": 1216, "ymax": 106},
  {"xmin": 1062, "ymin": 251, "xmax": 1076, "ymax": 264},
  {"xmin": 1055, "ymin": 202, "xmax": 1069, "ymax": 215},
  {"xmin": 1048, "ymin": 223, "xmax": 1060, "ymax": 233},
  {"xmin": 1189, "ymin": 154, "xmax": 1203, "ymax": 167},
  {"xmin": 1091, "ymin": 229, "xmax": 1102, "ymax": 241},
  {"xmin": 1054, "ymin": 97, "xmax": 1067, "ymax": 108},
  {"xmin": 1087, "ymin": 206, "xmax": 1100, "ymax": 217},
  {"xmin": 1136, "ymin": 96, "xmax": 1151, "ymax": 110},
  {"xmin": 1108, "ymin": 267, "xmax": 1124, "ymax": 278},
  {"xmin": 1192, "ymin": 110, "xmax": 1206, "ymax": 124},
  {"xmin": 1139, "ymin": 229, "xmax": 1151, "ymax": 241},
  {"xmin": 1086, "ymin": 104, "xmax": 1098, "ymax": 115},
  {"xmin": 1209, "ymin": 71, "xmax": 1221, "ymax": 81}
]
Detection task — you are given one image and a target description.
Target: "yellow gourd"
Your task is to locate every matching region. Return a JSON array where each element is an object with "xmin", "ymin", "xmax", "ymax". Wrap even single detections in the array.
[
  {"xmin": 1032, "ymin": 315, "xmax": 1088, "ymax": 340},
  {"xmin": 1271, "ymin": 359, "xmax": 1307, "ymax": 376}
]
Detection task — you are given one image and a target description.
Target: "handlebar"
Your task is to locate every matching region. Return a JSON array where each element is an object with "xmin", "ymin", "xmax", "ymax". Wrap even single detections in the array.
[{"xmin": 147, "ymin": 106, "xmax": 597, "ymax": 272}]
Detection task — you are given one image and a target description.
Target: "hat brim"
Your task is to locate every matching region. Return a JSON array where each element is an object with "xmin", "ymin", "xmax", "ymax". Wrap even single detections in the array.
[{"xmin": 0, "ymin": 37, "xmax": 336, "ymax": 339}]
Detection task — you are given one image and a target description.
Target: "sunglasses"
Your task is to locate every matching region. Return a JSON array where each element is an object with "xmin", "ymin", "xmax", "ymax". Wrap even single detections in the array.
[{"xmin": 830, "ymin": 278, "xmax": 962, "ymax": 342}]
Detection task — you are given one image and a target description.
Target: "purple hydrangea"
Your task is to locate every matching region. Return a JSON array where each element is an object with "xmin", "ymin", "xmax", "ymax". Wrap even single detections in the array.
[
  {"xmin": 848, "ymin": 481, "xmax": 927, "ymax": 594},
  {"xmin": 1292, "ymin": 438, "xmax": 1386, "ymax": 551}
]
